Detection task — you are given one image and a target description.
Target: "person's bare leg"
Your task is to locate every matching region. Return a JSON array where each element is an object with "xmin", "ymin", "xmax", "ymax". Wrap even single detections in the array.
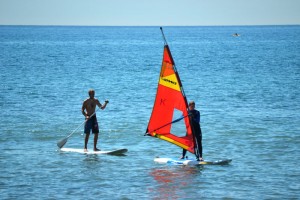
[
  {"xmin": 84, "ymin": 133, "xmax": 90, "ymax": 152},
  {"xmin": 94, "ymin": 133, "xmax": 100, "ymax": 151}
]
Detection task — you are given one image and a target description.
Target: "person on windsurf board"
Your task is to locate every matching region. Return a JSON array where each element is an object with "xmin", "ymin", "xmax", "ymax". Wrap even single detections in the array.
[{"xmin": 180, "ymin": 101, "xmax": 203, "ymax": 161}]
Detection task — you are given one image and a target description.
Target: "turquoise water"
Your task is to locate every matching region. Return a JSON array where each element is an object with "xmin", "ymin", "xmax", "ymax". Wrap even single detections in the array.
[{"xmin": 0, "ymin": 26, "xmax": 299, "ymax": 199}]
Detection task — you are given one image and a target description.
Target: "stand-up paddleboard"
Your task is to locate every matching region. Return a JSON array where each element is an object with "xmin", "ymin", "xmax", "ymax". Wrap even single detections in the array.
[
  {"xmin": 59, "ymin": 148, "xmax": 128, "ymax": 155},
  {"xmin": 154, "ymin": 157, "xmax": 232, "ymax": 166}
]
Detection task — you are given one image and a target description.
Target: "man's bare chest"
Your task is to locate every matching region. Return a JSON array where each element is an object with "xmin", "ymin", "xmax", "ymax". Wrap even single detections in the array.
[{"xmin": 86, "ymin": 99, "xmax": 96, "ymax": 109}]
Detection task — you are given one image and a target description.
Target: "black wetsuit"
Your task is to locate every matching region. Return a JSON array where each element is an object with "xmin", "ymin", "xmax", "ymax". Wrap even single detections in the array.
[{"xmin": 182, "ymin": 109, "xmax": 203, "ymax": 159}]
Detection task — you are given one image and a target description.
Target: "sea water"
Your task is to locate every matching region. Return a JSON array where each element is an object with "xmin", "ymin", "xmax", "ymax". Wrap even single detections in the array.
[{"xmin": 0, "ymin": 26, "xmax": 299, "ymax": 199}]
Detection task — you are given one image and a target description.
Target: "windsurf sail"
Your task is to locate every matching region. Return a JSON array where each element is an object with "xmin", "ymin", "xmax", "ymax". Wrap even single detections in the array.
[{"xmin": 145, "ymin": 27, "xmax": 197, "ymax": 154}]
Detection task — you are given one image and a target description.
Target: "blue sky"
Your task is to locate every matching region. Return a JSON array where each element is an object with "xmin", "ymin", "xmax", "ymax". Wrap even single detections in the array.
[{"xmin": 0, "ymin": 0, "xmax": 299, "ymax": 26}]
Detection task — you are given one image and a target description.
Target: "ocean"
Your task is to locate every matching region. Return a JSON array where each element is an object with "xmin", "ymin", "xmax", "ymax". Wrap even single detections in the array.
[{"xmin": 0, "ymin": 25, "xmax": 299, "ymax": 199}]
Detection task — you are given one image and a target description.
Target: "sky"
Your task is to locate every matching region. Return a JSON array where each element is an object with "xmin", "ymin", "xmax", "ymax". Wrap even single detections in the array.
[{"xmin": 0, "ymin": 0, "xmax": 300, "ymax": 26}]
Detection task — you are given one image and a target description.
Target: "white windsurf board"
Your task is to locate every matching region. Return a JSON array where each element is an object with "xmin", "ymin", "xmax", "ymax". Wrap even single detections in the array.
[{"xmin": 154, "ymin": 157, "xmax": 232, "ymax": 166}]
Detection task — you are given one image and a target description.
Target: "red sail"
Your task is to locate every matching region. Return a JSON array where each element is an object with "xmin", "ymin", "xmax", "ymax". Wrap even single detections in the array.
[{"xmin": 146, "ymin": 45, "xmax": 195, "ymax": 153}]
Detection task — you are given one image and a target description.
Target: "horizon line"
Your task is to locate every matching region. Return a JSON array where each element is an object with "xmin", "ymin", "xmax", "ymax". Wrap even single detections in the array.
[{"xmin": 1, "ymin": 24, "xmax": 300, "ymax": 27}]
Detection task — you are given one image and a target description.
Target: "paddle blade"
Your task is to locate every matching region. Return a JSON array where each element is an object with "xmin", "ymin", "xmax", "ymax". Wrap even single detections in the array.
[{"xmin": 57, "ymin": 137, "xmax": 68, "ymax": 148}]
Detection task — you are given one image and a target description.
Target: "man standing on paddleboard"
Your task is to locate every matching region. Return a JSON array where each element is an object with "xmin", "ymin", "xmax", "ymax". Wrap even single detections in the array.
[{"xmin": 82, "ymin": 89, "xmax": 108, "ymax": 152}]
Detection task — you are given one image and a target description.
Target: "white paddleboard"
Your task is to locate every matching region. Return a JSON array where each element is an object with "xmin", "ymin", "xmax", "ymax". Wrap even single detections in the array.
[
  {"xmin": 59, "ymin": 148, "xmax": 128, "ymax": 155},
  {"xmin": 154, "ymin": 157, "xmax": 232, "ymax": 166}
]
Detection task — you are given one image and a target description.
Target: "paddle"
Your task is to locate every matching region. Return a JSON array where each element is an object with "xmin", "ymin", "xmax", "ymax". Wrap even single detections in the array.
[{"xmin": 57, "ymin": 111, "xmax": 97, "ymax": 149}]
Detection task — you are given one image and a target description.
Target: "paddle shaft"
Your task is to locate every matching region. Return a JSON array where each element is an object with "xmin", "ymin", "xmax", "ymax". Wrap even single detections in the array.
[
  {"xmin": 57, "ymin": 110, "xmax": 97, "ymax": 148},
  {"xmin": 66, "ymin": 111, "xmax": 97, "ymax": 138}
]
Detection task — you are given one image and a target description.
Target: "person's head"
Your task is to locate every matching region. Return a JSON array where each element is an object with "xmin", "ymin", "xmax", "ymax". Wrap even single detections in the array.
[
  {"xmin": 189, "ymin": 101, "xmax": 195, "ymax": 110},
  {"xmin": 88, "ymin": 89, "xmax": 95, "ymax": 98}
]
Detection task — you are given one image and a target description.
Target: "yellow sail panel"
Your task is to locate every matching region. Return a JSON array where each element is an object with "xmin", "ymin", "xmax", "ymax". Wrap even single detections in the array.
[
  {"xmin": 159, "ymin": 74, "xmax": 181, "ymax": 91},
  {"xmin": 155, "ymin": 134, "xmax": 189, "ymax": 150}
]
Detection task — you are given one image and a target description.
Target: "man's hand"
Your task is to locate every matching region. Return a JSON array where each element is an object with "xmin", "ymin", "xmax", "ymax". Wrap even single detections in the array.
[{"xmin": 105, "ymin": 100, "xmax": 109, "ymax": 104}]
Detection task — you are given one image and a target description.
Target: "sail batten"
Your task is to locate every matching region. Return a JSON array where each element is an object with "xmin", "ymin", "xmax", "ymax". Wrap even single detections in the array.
[{"xmin": 146, "ymin": 35, "xmax": 196, "ymax": 154}]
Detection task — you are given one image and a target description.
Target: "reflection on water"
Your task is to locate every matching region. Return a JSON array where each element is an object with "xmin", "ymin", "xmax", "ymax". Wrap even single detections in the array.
[
  {"xmin": 150, "ymin": 165, "xmax": 202, "ymax": 199},
  {"xmin": 83, "ymin": 154, "xmax": 101, "ymax": 163}
]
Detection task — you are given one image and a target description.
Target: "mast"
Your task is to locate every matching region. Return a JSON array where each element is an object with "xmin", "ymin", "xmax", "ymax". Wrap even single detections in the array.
[
  {"xmin": 160, "ymin": 27, "xmax": 168, "ymax": 46},
  {"xmin": 160, "ymin": 27, "xmax": 186, "ymax": 100}
]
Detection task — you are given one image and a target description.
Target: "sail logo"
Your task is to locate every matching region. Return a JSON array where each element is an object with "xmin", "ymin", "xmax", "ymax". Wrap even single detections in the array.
[
  {"xmin": 160, "ymin": 98, "xmax": 166, "ymax": 105},
  {"xmin": 162, "ymin": 78, "xmax": 177, "ymax": 86},
  {"xmin": 159, "ymin": 74, "xmax": 181, "ymax": 91}
]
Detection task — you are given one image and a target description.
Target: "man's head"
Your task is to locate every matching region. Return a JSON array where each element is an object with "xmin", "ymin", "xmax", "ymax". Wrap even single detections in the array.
[
  {"xmin": 88, "ymin": 89, "xmax": 95, "ymax": 98},
  {"xmin": 189, "ymin": 101, "xmax": 195, "ymax": 110}
]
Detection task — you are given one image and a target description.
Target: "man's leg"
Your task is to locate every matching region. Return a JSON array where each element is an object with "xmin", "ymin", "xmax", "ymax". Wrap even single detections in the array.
[
  {"xmin": 181, "ymin": 149, "xmax": 187, "ymax": 159},
  {"xmin": 84, "ymin": 133, "xmax": 90, "ymax": 152},
  {"xmin": 198, "ymin": 128, "xmax": 203, "ymax": 160},
  {"xmin": 94, "ymin": 133, "xmax": 100, "ymax": 151}
]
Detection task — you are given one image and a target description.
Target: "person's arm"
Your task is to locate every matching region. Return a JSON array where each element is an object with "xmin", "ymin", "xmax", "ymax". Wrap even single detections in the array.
[
  {"xmin": 97, "ymin": 99, "xmax": 109, "ymax": 110},
  {"xmin": 82, "ymin": 101, "xmax": 87, "ymax": 118},
  {"xmin": 195, "ymin": 111, "xmax": 200, "ymax": 123}
]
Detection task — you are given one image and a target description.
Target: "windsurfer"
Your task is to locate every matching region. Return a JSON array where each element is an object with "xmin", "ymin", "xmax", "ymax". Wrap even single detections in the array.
[
  {"xmin": 181, "ymin": 101, "xmax": 203, "ymax": 161},
  {"xmin": 82, "ymin": 89, "xmax": 109, "ymax": 152}
]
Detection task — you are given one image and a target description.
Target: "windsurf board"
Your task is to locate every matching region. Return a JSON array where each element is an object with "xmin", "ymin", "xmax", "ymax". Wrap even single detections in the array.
[{"xmin": 154, "ymin": 157, "xmax": 232, "ymax": 166}]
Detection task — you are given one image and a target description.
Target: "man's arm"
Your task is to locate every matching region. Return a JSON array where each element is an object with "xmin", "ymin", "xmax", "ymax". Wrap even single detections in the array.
[
  {"xmin": 82, "ymin": 101, "xmax": 87, "ymax": 117},
  {"xmin": 97, "ymin": 99, "xmax": 109, "ymax": 110},
  {"xmin": 195, "ymin": 111, "xmax": 200, "ymax": 123}
]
